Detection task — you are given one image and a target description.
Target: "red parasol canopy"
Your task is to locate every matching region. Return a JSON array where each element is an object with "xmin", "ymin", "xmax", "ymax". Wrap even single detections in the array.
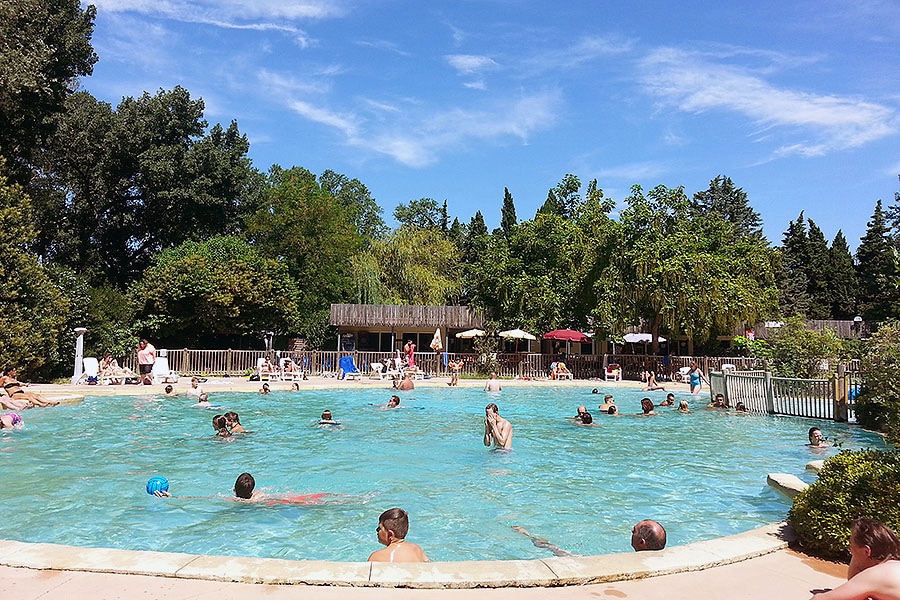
[{"xmin": 542, "ymin": 329, "xmax": 591, "ymax": 343}]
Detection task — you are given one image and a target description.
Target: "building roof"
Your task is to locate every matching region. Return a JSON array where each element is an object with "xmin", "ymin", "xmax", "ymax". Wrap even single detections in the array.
[{"xmin": 329, "ymin": 304, "xmax": 484, "ymax": 329}]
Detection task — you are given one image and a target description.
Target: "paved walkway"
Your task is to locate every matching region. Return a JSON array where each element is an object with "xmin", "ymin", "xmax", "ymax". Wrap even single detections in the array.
[{"xmin": 1, "ymin": 548, "xmax": 846, "ymax": 599}]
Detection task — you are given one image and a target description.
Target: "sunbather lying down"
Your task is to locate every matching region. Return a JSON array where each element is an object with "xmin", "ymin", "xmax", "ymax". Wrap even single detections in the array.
[
  {"xmin": 1, "ymin": 367, "xmax": 58, "ymax": 408},
  {"xmin": 99, "ymin": 353, "xmax": 138, "ymax": 383}
]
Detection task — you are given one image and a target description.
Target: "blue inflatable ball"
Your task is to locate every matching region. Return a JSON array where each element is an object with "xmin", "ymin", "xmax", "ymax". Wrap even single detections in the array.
[{"xmin": 146, "ymin": 476, "xmax": 169, "ymax": 495}]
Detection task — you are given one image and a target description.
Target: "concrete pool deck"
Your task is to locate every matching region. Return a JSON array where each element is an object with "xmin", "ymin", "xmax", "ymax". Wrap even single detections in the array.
[{"xmin": 5, "ymin": 375, "xmax": 848, "ymax": 597}]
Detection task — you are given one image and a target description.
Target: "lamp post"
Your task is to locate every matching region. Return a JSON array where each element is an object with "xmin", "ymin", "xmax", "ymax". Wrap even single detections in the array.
[
  {"xmin": 852, "ymin": 315, "xmax": 863, "ymax": 336},
  {"xmin": 71, "ymin": 327, "xmax": 87, "ymax": 384}
]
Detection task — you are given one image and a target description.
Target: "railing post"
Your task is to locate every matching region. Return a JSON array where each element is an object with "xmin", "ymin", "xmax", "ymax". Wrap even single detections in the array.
[
  {"xmin": 226, "ymin": 349, "xmax": 232, "ymax": 376},
  {"xmin": 764, "ymin": 371, "xmax": 775, "ymax": 414},
  {"xmin": 833, "ymin": 374, "xmax": 849, "ymax": 422}
]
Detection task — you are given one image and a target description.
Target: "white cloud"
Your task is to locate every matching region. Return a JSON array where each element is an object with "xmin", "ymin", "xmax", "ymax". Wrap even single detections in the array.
[
  {"xmin": 523, "ymin": 35, "xmax": 633, "ymax": 73},
  {"xmin": 596, "ymin": 162, "xmax": 669, "ymax": 182},
  {"xmin": 640, "ymin": 47, "xmax": 899, "ymax": 156},
  {"xmin": 288, "ymin": 100, "xmax": 358, "ymax": 137},
  {"xmin": 445, "ymin": 54, "xmax": 499, "ymax": 76},
  {"xmin": 257, "ymin": 69, "xmax": 330, "ymax": 96}
]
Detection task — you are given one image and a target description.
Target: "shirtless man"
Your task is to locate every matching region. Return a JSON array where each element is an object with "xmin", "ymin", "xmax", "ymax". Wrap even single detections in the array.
[
  {"xmin": 484, "ymin": 402, "xmax": 513, "ymax": 449},
  {"xmin": 1, "ymin": 367, "xmax": 57, "ymax": 407},
  {"xmin": 598, "ymin": 394, "xmax": 615, "ymax": 412},
  {"xmin": 368, "ymin": 507, "xmax": 430, "ymax": 563},
  {"xmin": 394, "ymin": 372, "xmax": 414, "ymax": 391},
  {"xmin": 811, "ymin": 518, "xmax": 900, "ymax": 600},
  {"xmin": 631, "ymin": 519, "xmax": 667, "ymax": 551},
  {"xmin": 483, "ymin": 372, "xmax": 502, "ymax": 392}
]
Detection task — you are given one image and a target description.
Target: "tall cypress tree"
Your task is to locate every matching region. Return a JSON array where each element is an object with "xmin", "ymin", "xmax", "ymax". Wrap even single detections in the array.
[
  {"xmin": 856, "ymin": 200, "xmax": 897, "ymax": 321},
  {"xmin": 691, "ymin": 175, "xmax": 764, "ymax": 239},
  {"xmin": 777, "ymin": 213, "xmax": 811, "ymax": 317},
  {"xmin": 805, "ymin": 220, "xmax": 831, "ymax": 319},
  {"xmin": 500, "ymin": 187, "xmax": 517, "ymax": 238},
  {"xmin": 828, "ymin": 230, "xmax": 858, "ymax": 319}
]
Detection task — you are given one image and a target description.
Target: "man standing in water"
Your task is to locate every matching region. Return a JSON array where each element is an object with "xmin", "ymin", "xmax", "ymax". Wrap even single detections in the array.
[{"xmin": 483, "ymin": 402, "xmax": 513, "ymax": 449}]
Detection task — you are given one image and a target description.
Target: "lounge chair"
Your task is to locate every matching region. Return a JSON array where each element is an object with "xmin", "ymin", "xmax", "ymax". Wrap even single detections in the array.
[
  {"xmin": 369, "ymin": 362, "xmax": 386, "ymax": 380},
  {"xmin": 152, "ymin": 355, "xmax": 180, "ymax": 384},
  {"xmin": 77, "ymin": 357, "xmax": 101, "ymax": 385},
  {"xmin": 339, "ymin": 355, "xmax": 363, "ymax": 381},
  {"xmin": 256, "ymin": 357, "xmax": 279, "ymax": 381},
  {"xmin": 605, "ymin": 363, "xmax": 622, "ymax": 382},
  {"xmin": 675, "ymin": 366, "xmax": 691, "ymax": 383},
  {"xmin": 555, "ymin": 362, "xmax": 574, "ymax": 380}
]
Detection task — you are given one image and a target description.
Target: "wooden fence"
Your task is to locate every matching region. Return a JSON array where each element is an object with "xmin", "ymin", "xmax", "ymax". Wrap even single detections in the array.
[
  {"xmin": 120, "ymin": 349, "xmax": 761, "ymax": 381},
  {"xmin": 709, "ymin": 369, "xmax": 856, "ymax": 422}
]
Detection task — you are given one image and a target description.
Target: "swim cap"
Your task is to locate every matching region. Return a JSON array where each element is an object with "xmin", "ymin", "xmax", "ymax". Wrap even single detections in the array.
[
  {"xmin": 146, "ymin": 476, "xmax": 169, "ymax": 495},
  {"xmin": 9, "ymin": 413, "xmax": 22, "ymax": 425}
]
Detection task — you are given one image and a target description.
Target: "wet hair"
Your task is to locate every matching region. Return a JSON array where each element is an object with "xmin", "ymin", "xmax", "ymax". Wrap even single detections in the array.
[
  {"xmin": 212, "ymin": 414, "xmax": 227, "ymax": 430},
  {"xmin": 379, "ymin": 507, "xmax": 410, "ymax": 539},
  {"xmin": 641, "ymin": 398, "xmax": 654, "ymax": 413},
  {"xmin": 164, "ymin": 385, "xmax": 173, "ymax": 393},
  {"xmin": 224, "ymin": 411, "xmax": 240, "ymax": 424},
  {"xmin": 291, "ymin": 382, "xmax": 300, "ymax": 391},
  {"xmin": 198, "ymin": 393, "xmax": 209, "ymax": 402},
  {"xmin": 808, "ymin": 426, "xmax": 822, "ymax": 441},
  {"xmin": 604, "ymin": 394, "xmax": 614, "ymax": 401},
  {"xmin": 485, "ymin": 402, "xmax": 499, "ymax": 413},
  {"xmin": 321, "ymin": 410, "xmax": 332, "ymax": 420},
  {"xmin": 388, "ymin": 395, "xmax": 400, "ymax": 406},
  {"xmin": 591, "ymin": 388, "xmax": 599, "ymax": 394},
  {"xmin": 607, "ymin": 405, "xmax": 618, "ymax": 415},
  {"xmin": 851, "ymin": 518, "xmax": 900, "ymax": 561},
  {"xmin": 234, "ymin": 472, "xmax": 255, "ymax": 499},
  {"xmin": 735, "ymin": 402, "xmax": 747, "ymax": 412},
  {"xmin": 579, "ymin": 412, "xmax": 593, "ymax": 424},
  {"xmin": 678, "ymin": 400, "xmax": 690, "ymax": 411},
  {"xmin": 634, "ymin": 520, "xmax": 667, "ymax": 550}
]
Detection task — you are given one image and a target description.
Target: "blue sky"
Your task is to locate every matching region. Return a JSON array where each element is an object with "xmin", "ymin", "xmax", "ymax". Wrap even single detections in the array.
[{"xmin": 83, "ymin": 0, "xmax": 900, "ymax": 249}]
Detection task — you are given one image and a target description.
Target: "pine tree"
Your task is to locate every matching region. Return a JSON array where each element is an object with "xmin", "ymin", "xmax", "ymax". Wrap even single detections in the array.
[
  {"xmin": 805, "ymin": 220, "xmax": 831, "ymax": 319},
  {"xmin": 828, "ymin": 230, "xmax": 858, "ymax": 319},
  {"xmin": 500, "ymin": 187, "xmax": 517, "ymax": 238},
  {"xmin": 536, "ymin": 190, "xmax": 564, "ymax": 217},
  {"xmin": 777, "ymin": 213, "xmax": 810, "ymax": 317},
  {"xmin": 856, "ymin": 200, "xmax": 898, "ymax": 321},
  {"xmin": 691, "ymin": 175, "xmax": 764, "ymax": 239}
]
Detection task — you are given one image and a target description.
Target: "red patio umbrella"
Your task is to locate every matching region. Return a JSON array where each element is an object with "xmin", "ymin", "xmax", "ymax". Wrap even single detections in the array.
[{"xmin": 542, "ymin": 329, "xmax": 591, "ymax": 343}]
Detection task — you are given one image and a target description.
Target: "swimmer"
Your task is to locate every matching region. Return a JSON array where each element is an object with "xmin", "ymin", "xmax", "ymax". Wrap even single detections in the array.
[
  {"xmin": 707, "ymin": 393, "xmax": 727, "ymax": 409},
  {"xmin": 224, "ymin": 411, "xmax": 246, "ymax": 433},
  {"xmin": 1, "ymin": 366, "xmax": 58, "ymax": 407},
  {"xmin": 676, "ymin": 400, "xmax": 690, "ymax": 413},
  {"xmin": 290, "ymin": 382, "xmax": 300, "ymax": 391},
  {"xmin": 638, "ymin": 397, "xmax": 656, "ymax": 416},
  {"xmin": 259, "ymin": 383, "xmax": 271, "ymax": 394},
  {"xmin": 196, "ymin": 392, "xmax": 211, "ymax": 407},
  {"xmin": 212, "ymin": 414, "xmax": 230, "ymax": 437},
  {"xmin": 577, "ymin": 411, "xmax": 596, "ymax": 426},
  {"xmin": 572, "ymin": 405, "xmax": 588, "ymax": 419},
  {"xmin": 808, "ymin": 427, "xmax": 828, "ymax": 448},
  {"xmin": 632, "ymin": 519, "xmax": 667, "ymax": 551},
  {"xmin": 483, "ymin": 402, "xmax": 513, "ymax": 449},
  {"xmin": 367, "ymin": 507, "xmax": 430, "ymax": 563},
  {"xmin": 734, "ymin": 402, "xmax": 749, "ymax": 413},
  {"xmin": 393, "ymin": 372, "xmax": 414, "ymax": 391},
  {"xmin": 319, "ymin": 409, "xmax": 340, "ymax": 425},
  {"xmin": 598, "ymin": 394, "xmax": 615, "ymax": 412},
  {"xmin": 606, "ymin": 405, "xmax": 619, "ymax": 415},
  {"xmin": 186, "ymin": 376, "xmax": 203, "ymax": 398},
  {"xmin": 1, "ymin": 413, "xmax": 23, "ymax": 429},
  {"xmin": 810, "ymin": 518, "xmax": 900, "ymax": 600},
  {"xmin": 164, "ymin": 384, "xmax": 177, "ymax": 397},
  {"xmin": 233, "ymin": 472, "xmax": 329, "ymax": 505},
  {"xmin": 591, "ymin": 388, "xmax": 600, "ymax": 394},
  {"xmin": 483, "ymin": 372, "xmax": 502, "ymax": 392},
  {"xmin": 386, "ymin": 395, "xmax": 400, "ymax": 409},
  {"xmin": 658, "ymin": 392, "xmax": 675, "ymax": 407}
]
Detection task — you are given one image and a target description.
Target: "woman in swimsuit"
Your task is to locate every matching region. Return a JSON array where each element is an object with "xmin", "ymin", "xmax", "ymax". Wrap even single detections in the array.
[
  {"xmin": 1, "ymin": 367, "xmax": 57, "ymax": 407},
  {"xmin": 687, "ymin": 361, "xmax": 706, "ymax": 395}
]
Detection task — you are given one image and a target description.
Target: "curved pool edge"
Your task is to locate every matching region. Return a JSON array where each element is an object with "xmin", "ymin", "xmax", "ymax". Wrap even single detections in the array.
[{"xmin": 0, "ymin": 521, "xmax": 795, "ymax": 589}]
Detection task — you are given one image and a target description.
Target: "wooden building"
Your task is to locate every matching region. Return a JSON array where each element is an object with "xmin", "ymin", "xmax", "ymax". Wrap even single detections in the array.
[{"xmin": 329, "ymin": 304, "xmax": 485, "ymax": 353}]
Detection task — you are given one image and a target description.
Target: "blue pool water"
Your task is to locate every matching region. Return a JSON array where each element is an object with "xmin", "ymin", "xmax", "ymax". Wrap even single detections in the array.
[{"xmin": 0, "ymin": 386, "xmax": 886, "ymax": 562}]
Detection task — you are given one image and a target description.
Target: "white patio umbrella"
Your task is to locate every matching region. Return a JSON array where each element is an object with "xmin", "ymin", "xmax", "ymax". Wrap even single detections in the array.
[
  {"xmin": 624, "ymin": 333, "xmax": 666, "ymax": 352},
  {"xmin": 498, "ymin": 328, "xmax": 536, "ymax": 352},
  {"xmin": 455, "ymin": 328, "xmax": 486, "ymax": 339},
  {"xmin": 429, "ymin": 328, "xmax": 443, "ymax": 352}
]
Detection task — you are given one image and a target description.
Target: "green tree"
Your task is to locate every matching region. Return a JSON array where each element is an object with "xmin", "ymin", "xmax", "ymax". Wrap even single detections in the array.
[
  {"xmin": 856, "ymin": 200, "xmax": 898, "ymax": 321},
  {"xmin": 828, "ymin": 231, "xmax": 858, "ymax": 319},
  {"xmin": 131, "ymin": 236, "xmax": 300, "ymax": 346},
  {"xmin": 0, "ymin": 0, "xmax": 97, "ymax": 184},
  {"xmin": 855, "ymin": 321, "xmax": 900, "ymax": 440},
  {"xmin": 767, "ymin": 317, "xmax": 845, "ymax": 378},
  {"xmin": 393, "ymin": 197, "xmax": 442, "ymax": 229},
  {"xmin": 805, "ymin": 220, "xmax": 832, "ymax": 319},
  {"xmin": 691, "ymin": 175, "xmax": 763, "ymax": 239},
  {"xmin": 595, "ymin": 184, "xmax": 777, "ymax": 352},
  {"xmin": 776, "ymin": 213, "xmax": 811, "ymax": 318},
  {"xmin": 318, "ymin": 169, "xmax": 387, "ymax": 239},
  {"xmin": 500, "ymin": 187, "xmax": 517, "ymax": 238},
  {"xmin": 0, "ymin": 159, "xmax": 69, "ymax": 374},
  {"xmin": 32, "ymin": 88, "xmax": 264, "ymax": 286},
  {"xmin": 246, "ymin": 165, "xmax": 364, "ymax": 336}
]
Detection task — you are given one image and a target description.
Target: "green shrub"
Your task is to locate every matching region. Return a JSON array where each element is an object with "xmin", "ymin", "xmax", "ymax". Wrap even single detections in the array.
[
  {"xmin": 788, "ymin": 449, "xmax": 900, "ymax": 559},
  {"xmin": 855, "ymin": 321, "xmax": 900, "ymax": 443}
]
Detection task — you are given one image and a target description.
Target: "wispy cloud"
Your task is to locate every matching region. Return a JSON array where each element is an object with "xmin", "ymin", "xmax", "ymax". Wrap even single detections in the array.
[
  {"xmin": 596, "ymin": 161, "xmax": 670, "ymax": 182},
  {"xmin": 445, "ymin": 54, "xmax": 499, "ymax": 76},
  {"xmin": 522, "ymin": 35, "xmax": 633, "ymax": 73},
  {"xmin": 288, "ymin": 100, "xmax": 358, "ymax": 137},
  {"xmin": 356, "ymin": 39, "xmax": 410, "ymax": 56},
  {"xmin": 640, "ymin": 47, "xmax": 898, "ymax": 157}
]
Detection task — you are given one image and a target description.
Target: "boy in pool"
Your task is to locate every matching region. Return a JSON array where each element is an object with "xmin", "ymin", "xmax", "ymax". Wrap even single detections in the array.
[
  {"xmin": 368, "ymin": 507, "xmax": 430, "ymax": 563},
  {"xmin": 233, "ymin": 472, "xmax": 328, "ymax": 505},
  {"xmin": 319, "ymin": 409, "xmax": 339, "ymax": 425},
  {"xmin": 163, "ymin": 385, "xmax": 178, "ymax": 397}
]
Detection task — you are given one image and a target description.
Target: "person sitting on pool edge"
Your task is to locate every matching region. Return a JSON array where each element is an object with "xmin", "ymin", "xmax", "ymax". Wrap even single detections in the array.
[
  {"xmin": 393, "ymin": 371, "xmax": 414, "ymax": 391},
  {"xmin": 643, "ymin": 371, "xmax": 666, "ymax": 392},
  {"xmin": 1, "ymin": 366, "xmax": 58, "ymax": 408},
  {"xmin": 810, "ymin": 518, "xmax": 900, "ymax": 600},
  {"xmin": 631, "ymin": 519, "xmax": 667, "ymax": 551},
  {"xmin": 368, "ymin": 507, "xmax": 430, "ymax": 563}
]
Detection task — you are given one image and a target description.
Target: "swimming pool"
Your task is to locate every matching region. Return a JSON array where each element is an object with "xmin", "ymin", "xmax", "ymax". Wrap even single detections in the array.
[{"xmin": 1, "ymin": 386, "xmax": 885, "ymax": 562}]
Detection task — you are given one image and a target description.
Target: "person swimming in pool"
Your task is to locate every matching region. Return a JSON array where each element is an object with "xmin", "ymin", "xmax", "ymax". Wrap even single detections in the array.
[
  {"xmin": 318, "ymin": 409, "xmax": 340, "ymax": 425},
  {"xmin": 259, "ymin": 383, "xmax": 271, "ymax": 394},
  {"xmin": 676, "ymin": 400, "xmax": 691, "ymax": 413},
  {"xmin": 212, "ymin": 414, "xmax": 230, "ymax": 437},
  {"xmin": 154, "ymin": 472, "xmax": 328, "ymax": 505},
  {"xmin": 164, "ymin": 384, "xmax": 178, "ymax": 397},
  {"xmin": 367, "ymin": 507, "xmax": 430, "ymax": 563},
  {"xmin": 807, "ymin": 427, "xmax": 828, "ymax": 448},
  {"xmin": 638, "ymin": 398, "xmax": 657, "ymax": 416},
  {"xmin": 658, "ymin": 392, "xmax": 675, "ymax": 407},
  {"xmin": 1, "ymin": 413, "xmax": 23, "ymax": 429},
  {"xmin": 224, "ymin": 411, "xmax": 246, "ymax": 433},
  {"xmin": 598, "ymin": 394, "xmax": 615, "ymax": 412},
  {"xmin": 484, "ymin": 402, "xmax": 513, "ymax": 449},
  {"xmin": 631, "ymin": 519, "xmax": 667, "ymax": 551},
  {"xmin": 1, "ymin": 367, "xmax": 58, "ymax": 408}
]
